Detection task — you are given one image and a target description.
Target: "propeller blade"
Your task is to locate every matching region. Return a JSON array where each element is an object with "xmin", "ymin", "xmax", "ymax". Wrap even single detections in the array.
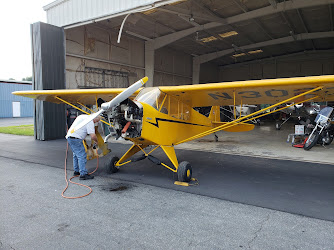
[
  {"xmin": 70, "ymin": 109, "xmax": 104, "ymax": 134},
  {"xmin": 101, "ymin": 76, "xmax": 148, "ymax": 110},
  {"xmin": 70, "ymin": 76, "xmax": 148, "ymax": 133}
]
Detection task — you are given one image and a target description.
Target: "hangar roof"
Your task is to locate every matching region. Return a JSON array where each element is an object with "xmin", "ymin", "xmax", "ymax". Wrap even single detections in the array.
[{"xmin": 44, "ymin": 0, "xmax": 334, "ymax": 66}]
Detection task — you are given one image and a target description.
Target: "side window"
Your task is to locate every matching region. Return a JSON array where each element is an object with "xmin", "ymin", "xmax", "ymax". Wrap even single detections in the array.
[
  {"xmin": 182, "ymin": 104, "xmax": 191, "ymax": 120},
  {"xmin": 166, "ymin": 95, "xmax": 190, "ymax": 120},
  {"xmin": 169, "ymin": 96, "xmax": 179, "ymax": 119},
  {"xmin": 160, "ymin": 95, "xmax": 169, "ymax": 114},
  {"xmin": 155, "ymin": 92, "xmax": 166, "ymax": 111}
]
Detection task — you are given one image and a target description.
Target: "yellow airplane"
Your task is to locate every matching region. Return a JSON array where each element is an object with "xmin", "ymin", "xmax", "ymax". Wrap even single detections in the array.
[{"xmin": 13, "ymin": 75, "xmax": 334, "ymax": 182}]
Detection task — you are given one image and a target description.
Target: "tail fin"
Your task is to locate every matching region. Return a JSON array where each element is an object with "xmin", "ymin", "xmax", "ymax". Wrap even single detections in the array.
[{"xmin": 208, "ymin": 106, "xmax": 221, "ymax": 122}]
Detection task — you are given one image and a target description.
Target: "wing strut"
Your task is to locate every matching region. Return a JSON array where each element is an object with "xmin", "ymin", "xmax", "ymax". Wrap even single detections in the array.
[
  {"xmin": 175, "ymin": 86, "xmax": 323, "ymax": 145},
  {"xmin": 55, "ymin": 96, "xmax": 110, "ymax": 126}
]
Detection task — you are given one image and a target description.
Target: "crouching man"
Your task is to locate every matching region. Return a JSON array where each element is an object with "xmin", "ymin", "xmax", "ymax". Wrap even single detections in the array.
[{"xmin": 65, "ymin": 115, "xmax": 100, "ymax": 180}]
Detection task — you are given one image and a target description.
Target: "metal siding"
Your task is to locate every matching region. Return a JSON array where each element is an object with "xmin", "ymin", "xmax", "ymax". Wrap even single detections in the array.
[
  {"xmin": 31, "ymin": 22, "xmax": 66, "ymax": 140},
  {"xmin": 45, "ymin": 0, "xmax": 181, "ymax": 27},
  {"xmin": 0, "ymin": 83, "xmax": 33, "ymax": 118}
]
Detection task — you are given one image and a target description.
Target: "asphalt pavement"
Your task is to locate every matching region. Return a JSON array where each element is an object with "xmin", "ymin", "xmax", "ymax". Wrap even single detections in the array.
[
  {"xmin": 1, "ymin": 133, "xmax": 334, "ymax": 249},
  {"xmin": 0, "ymin": 117, "xmax": 33, "ymax": 126}
]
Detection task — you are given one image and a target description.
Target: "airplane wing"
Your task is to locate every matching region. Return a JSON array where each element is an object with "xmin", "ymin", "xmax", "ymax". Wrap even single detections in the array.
[
  {"xmin": 13, "ymin": 75, "xmax": 334, "ymax": 107},
  {"xmin": 159, "ymin": 75, "xmax": 334, "ymax": 107},
  {"xmin": 12, "ymin": 88, "xmax": 140, "ymax": 106}
]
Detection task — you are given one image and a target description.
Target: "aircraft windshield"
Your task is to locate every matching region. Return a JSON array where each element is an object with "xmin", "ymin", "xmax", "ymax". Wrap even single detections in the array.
[{"xmin": 135, "ymin": 87, "xmax": 166, "ymax": 111}]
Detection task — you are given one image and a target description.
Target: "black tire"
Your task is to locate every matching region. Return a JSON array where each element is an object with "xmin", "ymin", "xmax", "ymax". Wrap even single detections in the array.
[
  {"xmin": 321, "ymin": 131, "xmax": 334, "ymax": 145},
  {"xmin": 105, "ymin": 156, "xmax": 119, "ymax": 173},
  {"xmin": 177, "ymin": 161, "xmax": 192, "ymax": 182},
  {"xmin": 325, "ymin": 136, "xmax": 334, "ymax": 145},
  {"xmin": 304, "ymin": 132, "xmax": 320, "ymax": 150}
]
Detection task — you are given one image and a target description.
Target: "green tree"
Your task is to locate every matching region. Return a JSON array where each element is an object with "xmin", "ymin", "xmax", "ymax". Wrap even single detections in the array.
[{"xmin": 22, "ymin": 76, "xmax": 32, "ymax": 81}]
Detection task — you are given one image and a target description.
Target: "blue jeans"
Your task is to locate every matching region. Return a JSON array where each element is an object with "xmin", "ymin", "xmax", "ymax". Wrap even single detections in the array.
[{"xmin": 67, "ymin": 137, "xmax": 87, "ymax": 176}]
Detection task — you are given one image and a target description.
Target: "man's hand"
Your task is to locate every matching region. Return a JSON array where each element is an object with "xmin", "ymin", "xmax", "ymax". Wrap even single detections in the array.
[{"xmin": 89, "ymin": 134, "xmax": 99, "ymax": 147}]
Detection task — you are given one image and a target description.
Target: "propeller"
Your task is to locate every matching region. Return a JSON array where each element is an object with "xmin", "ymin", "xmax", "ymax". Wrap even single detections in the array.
[{"xmin": 70, "ymin": 76, "xmax": 148, "ymax": 133}]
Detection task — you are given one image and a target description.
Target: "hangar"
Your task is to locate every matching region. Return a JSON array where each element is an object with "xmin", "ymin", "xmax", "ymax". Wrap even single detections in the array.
[
  {"xmin": 33, "ymin": 0, "xmax": 334, "ymax": 139},
  {"xmin": 0, "ymin": 80, "xmax": 33, "ymax": 118}
]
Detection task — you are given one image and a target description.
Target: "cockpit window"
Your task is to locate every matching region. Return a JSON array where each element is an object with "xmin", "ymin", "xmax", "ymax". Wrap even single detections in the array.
[
  {"xmin": 135, "ymin": 87, "xmax": 190, "ymax": 120},
  {"xmin": 135, "ymin": 87, "xmax": 166, "ymax": 111}
]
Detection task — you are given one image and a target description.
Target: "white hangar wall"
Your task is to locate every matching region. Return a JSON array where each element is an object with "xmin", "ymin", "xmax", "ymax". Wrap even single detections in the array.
[
  {"xmin": 219, "ymin": 51, "xmax": 334, "ymax": 82},
  {"xmin": 65, "ymin": 24, "xmax": 192, "ymax": 88},
  {"xmin": 44, "ymin": 0, "xmax": 181, "ymax": 27}
]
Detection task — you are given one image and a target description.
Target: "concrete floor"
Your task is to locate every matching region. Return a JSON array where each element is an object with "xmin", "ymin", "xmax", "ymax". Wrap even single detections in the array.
[
  {"xmin": 113, "ymin": 120, "xmax": 334, "ymax": 165},
  {"xmin": 181, "ymin": 121, "xmax": 334, "ymax": 165},
  {"xmin": 0, "ymin": 121, "xmax": 334, "ymax": 249},
  {"xmin": 0, "ymin": 117, "xmax": 333, "ymax": 165}
]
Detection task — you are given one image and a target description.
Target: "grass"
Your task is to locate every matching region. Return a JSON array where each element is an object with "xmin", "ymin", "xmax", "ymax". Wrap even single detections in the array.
[{"xmin": 0, "ymin": 125, "xmax": 34, "ymax": 136}]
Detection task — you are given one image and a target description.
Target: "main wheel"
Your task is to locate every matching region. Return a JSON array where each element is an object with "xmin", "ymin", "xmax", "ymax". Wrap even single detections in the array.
[
  {"xmin": 105, "ymin": 156, "xmax": 119, "ymax": 173},
  {"xmin": 177, "ymin": 161, "xmax": 192, "ymax": 182},
  {"xmin": 304, "ymin": 131, "xmax": 320, "ymax": 151}
]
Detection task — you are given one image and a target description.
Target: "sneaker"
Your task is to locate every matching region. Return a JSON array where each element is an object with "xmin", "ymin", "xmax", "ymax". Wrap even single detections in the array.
[
  {"xmin": 73, "ymin": 171, "xmax": 80, "ymax": 176},
  {"xmin": 79, "ymin": 174, "xmax": 94, "ymax": 180}
]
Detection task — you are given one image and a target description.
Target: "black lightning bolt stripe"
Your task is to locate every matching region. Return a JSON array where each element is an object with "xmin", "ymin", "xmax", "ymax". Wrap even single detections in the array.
[{"xmin": 147, "ymin": 118, "xmax": 209, "ymax": 128}]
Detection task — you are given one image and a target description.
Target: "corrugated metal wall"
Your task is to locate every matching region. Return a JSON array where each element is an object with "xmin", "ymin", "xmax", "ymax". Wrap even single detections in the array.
[
  {"xmin": 0, "ymin": 82, "xmax": 33, "ymax": 118},
  {"xmin": 44, "ymin": 0, "xmax": 180, "ymax": 27},
  {"xmin": 32, "ymin": 22, "xmax": 66, "ymax": 140}
]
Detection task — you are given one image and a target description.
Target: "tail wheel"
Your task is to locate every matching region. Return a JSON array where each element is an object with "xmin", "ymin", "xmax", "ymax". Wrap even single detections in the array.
[
  {"xmin": 105, "ymin": 156, "xmax": 120, "ymax": 173},
  {"xmin": 304, "ymin": 132, "xmax": 320, "ymax": 151},
  {"xmin": 177, "ymin": 161, "xmax": 192, "ymax": 182}
]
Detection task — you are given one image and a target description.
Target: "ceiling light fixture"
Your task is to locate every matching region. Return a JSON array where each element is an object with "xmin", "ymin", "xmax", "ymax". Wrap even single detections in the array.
[
  {"xmin": 219, "ymin": 31, "xmax": 238, "ymax": 38},
  {"xmin": 248, "ymin": 49, "xmax": 263, "ymax": 54},
  {"xmin": 200, "ymin": 36, "xmax": 218, "ymax": 43},
  {"xmin": 232, "ymin": 53, "xmax": 246, "ymax": 58}
]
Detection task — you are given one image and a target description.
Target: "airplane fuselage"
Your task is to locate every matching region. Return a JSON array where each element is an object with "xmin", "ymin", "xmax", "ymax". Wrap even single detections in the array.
[{"xmin": 109, "ymin": 87, "xmax": 214, "ymax": 146}]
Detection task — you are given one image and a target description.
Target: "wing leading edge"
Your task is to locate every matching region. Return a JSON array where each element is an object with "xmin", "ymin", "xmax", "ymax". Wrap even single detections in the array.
[
  {"xmin": 159, "ymin": 75, "xmax": 334, "ymax": 107},
  {"xmin": 12, "ymin": 88, "xmax": 139, "ymax": 106},
  {"xmin": 13, "ymin": 75, "xmax": 334, "ymax": 107}
]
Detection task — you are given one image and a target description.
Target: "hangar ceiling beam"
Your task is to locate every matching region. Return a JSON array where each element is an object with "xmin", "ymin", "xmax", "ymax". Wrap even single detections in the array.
[
  {"xmin": 268, "ymin": 0, "xmax": 277, "ymax": 9},
  {"xmin": 158, "ymin": 5, "xmax": 226, "ymax": 24},
  {"xmin": 126, "ymin": 31, "xmax": 152, "ymax": 41},
  {"xmin": 231, "ymin": 0, "xmax": 275, "ymax": 40},
  {"xmin": 191, "ymin": 0, "xmax": 255, "ymax": 44},
  {"xmin": 296, "ymin": 9, "xmax": 316, "ymax": 50},
  {"xmin": 153, "ymin": 0, "xmax": 334, "ymax": 50},
  {"xmin": 191, "ymin": 31, "xmax": 334, "ymax": 83},
  {"xmin": 196, "ymin": 31, "xmax": 334, "ymax": 64},
  {"xmin": 280, "ymin": 11, "xmax": 307, "ymax": 51}
]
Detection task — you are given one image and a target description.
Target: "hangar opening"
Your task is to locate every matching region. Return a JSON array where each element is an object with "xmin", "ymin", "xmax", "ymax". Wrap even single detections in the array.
[{"xmin": 34, "ymin": 0, "xmax": 334, "ymax": 139}]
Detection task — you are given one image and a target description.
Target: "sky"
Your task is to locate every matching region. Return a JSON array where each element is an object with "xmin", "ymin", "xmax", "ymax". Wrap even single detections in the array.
[{"xmin": 0, "ymin": 0, "xmax": 52, "ymax": 81}]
